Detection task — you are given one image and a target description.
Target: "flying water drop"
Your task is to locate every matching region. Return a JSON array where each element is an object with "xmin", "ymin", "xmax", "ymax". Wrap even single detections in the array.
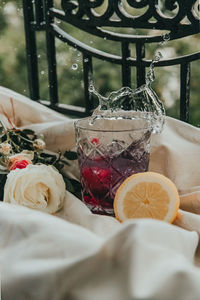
[
  {"xmin": 159, "ymin": 33, "xmax": 171, "ymax": 46},
  {"xmin": 72, "ymin": 64, "xmax": 78, "ymax": 70},
  {"xmin": 146, "ymin": 51, "xmax": 163, "ymax": 85}
]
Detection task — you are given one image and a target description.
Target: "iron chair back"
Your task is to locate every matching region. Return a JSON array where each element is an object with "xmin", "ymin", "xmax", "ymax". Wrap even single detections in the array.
[{"xmin": 22, "ymin": 0, "xmax": 200, "ymax": 122}]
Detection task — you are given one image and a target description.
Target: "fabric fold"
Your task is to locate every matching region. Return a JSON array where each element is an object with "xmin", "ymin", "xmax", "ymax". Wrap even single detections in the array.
[
  {"xmin": 0, "ymin": 86, "xmax": 200, "ymax": 299},
  {"xmin": 1, "ymin": 202, "xmax": 199, "ymax": 300}
]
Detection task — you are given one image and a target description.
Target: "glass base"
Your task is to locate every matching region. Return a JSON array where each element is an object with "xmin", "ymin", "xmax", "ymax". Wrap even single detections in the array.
[{"xmin": 83, "ymin": 200, "xmax": 115, "ymax": 217}]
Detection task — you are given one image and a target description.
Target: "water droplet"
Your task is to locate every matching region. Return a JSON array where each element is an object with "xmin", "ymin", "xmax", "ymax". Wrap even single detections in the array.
[
  {"xmin": 84, "ymin": 58, "xmax": 89, "ymax": 63},
  {"xmin": 159, "ymin": 33, "xmax": 170, "ymax": 46},
  {"xmin": 77, "ymin": 52, "xmax": 81, "ymax": 57},
  {"xmin": 23, "ymin": 89, "xmax": 26, "ymax": 93},
  {"xmin": 154, "ymin": 51, "xmax": 163, "ymax": 62},
  {"xmin": 103, "ymin": 37, "xmax": 107, "ymax": 40},
  {"xmin": 38, "ymin": 54, "xmax": 41, "ymax": 58},
  {"xmin": 163, "ymin": 33, "xmax": 170, "ymax": 42},
  {"xmin": 56, "ymin": 19, "xmax": 61, "ymax": 24},
  {"xmin": 90, "ymin": 41, "xmax": 93, "ymax": 44},
  {"xmin": 41, "ymin": 71, "xmax": 45, "ymax": 75},
  {"xmin": 72, "ymin": 64, "xmax": 78, "ymax": 70},
  {"xmin": 89, "ymin": 84, "xmax": 94, "ymax": 93}
]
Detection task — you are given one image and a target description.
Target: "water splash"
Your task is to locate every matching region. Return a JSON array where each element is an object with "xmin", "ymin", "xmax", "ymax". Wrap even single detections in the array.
[
  {"xmin": 146, "ymin": 33, "xmax": 171, "ymax": 85},
  {"xmin": 87, "ymin": 33, "xmax": 170, "ymax": 133},
  {"xmin": 146, "ymin": 51, "xmax": 163, "ymax": 86},
  {"xmin": 89, "ymin": 82, "xmax": 165, "ymax": 133}
]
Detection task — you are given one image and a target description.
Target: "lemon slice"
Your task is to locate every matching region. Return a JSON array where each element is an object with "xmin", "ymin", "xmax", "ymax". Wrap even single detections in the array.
[{"xmin": 114, "ymin": 172, "xmax": 180, "ymax": 223}]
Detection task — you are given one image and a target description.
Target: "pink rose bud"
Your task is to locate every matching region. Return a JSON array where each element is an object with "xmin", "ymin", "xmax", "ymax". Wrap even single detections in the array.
[
  {"xmin": 10, "ymin": 159, "xmax": 32, "ymax": 171},
  {"xmin": 8, "ymin": 155, "xmax": 32, "ymax": 171}
]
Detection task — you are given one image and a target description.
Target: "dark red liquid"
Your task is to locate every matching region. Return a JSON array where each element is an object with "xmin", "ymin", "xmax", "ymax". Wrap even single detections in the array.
[{"xmin": 77, "ymin": 135, "xmax": 150, "ymax": 216}]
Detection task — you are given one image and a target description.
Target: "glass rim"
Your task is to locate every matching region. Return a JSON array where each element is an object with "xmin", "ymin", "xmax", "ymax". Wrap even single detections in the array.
[{"xmin": 74, "ymin": 117, "xmax": 153, "ymax": 133}]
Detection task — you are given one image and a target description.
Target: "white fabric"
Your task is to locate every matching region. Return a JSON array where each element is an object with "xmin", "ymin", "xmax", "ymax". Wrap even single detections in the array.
[{"xmin": 0, "ymin": 86, "xmax": 200, "ymax": 300}]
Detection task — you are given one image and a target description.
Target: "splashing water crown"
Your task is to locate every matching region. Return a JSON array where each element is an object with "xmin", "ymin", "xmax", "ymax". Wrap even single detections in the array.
[{"xmin": 88, "ymin": 39, "xmax": 167, "ymax": 134}]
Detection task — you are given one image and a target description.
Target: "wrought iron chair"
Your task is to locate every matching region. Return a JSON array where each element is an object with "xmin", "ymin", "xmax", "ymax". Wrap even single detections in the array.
[{"xmin": 22, "ymin": 0, "xmax": 200, "ymax": 122}]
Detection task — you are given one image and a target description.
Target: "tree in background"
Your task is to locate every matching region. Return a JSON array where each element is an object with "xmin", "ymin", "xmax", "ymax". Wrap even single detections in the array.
[{"xmin": 0, "ymin": 1, "xmax": 199, "ymax": 125}]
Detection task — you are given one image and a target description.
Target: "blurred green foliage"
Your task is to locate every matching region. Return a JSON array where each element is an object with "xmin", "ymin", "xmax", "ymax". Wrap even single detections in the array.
[{"xmin": 0, "ymin": 1, "xmax": 199, "ymax": 126}]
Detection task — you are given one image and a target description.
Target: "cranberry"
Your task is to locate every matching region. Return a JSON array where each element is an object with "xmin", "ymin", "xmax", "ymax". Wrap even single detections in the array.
[
  {"xmin": 90, "ymin": 138, "xmax": 99, "ymax": 145},
  {"xmin": 82, "ymin": 167, "xmax": 111, "ymax": 197}
]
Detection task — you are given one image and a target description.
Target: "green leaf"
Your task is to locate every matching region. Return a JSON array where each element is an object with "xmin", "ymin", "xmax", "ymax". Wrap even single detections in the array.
[
  {"xmin": 64, "ymin": 177, "xmax": 75, "ymax": 193},
  {"xmin": 64, "ymin": 177, "xmax": 82, "ymax": 200},
  {"xmin": 21, "ymin": 129, "xmax": 35, "ymax": 135},
  {"xmin": 40, "ymin": 152, "xmax": 57, "ymax": 159},
  {"xmin": 1, "ymin": 134, "xmax": 7, "ymax": 143},
  {"xmin": 54, "ymin": 162, "xmax": 65, "ymax": 171},
  {"xmin": 0, "ymin": 173, "xmax": 7, "ymax": 201},
  {"xmin": 64, "ymin": 151, "xmax": 78, "ymax": 160}
]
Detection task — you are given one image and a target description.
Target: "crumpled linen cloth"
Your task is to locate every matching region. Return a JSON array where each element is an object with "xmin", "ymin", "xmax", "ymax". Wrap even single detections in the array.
[{"xmin": 0, "ymin": 86, "xmax": 200, "ymax": 300}]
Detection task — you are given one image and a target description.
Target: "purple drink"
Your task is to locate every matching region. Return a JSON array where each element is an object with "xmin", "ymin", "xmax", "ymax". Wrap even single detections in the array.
[{"xmin": 75, "ymin": 117, "xmax": 152, "ymax": 216}]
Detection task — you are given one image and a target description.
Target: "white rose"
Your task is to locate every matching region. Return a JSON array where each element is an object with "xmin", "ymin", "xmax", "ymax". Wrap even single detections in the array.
[{"xmin": 3, "ymin": 164, "xmax": 65, "ymax": 214}]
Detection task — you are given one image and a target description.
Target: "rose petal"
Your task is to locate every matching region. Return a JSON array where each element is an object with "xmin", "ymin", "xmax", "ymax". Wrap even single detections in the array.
[{"xmin": 3, "ymin": 164, "xmax": 66, "ymax": 214}]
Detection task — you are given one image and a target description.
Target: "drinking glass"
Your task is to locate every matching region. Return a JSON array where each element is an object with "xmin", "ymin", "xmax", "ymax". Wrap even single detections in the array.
[{"xmin": 75, "ymin": 115, "xmax": 153, "ymax": 216}]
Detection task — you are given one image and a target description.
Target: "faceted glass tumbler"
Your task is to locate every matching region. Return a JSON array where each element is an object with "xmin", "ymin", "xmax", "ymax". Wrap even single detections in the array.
[{"xmin": 75, "ymin": 116, "xmax": 153, "ymax": 216}]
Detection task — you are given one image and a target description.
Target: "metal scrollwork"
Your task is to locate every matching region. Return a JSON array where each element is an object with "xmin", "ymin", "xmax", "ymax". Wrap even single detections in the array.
[
  {"xmin": 61, "ymin": 0, "xmax": 78, "ymax": 14},
  {"xmin": 126, "ymin": 0, "xmax": 149, "ymax": 9},
  {"xmin": 165, "ymin": 0, "xmax": 178, "ymax": 11},
  {"xmin": 152, "ymin": 0, "xmax": 186, "ymax": 28},
  {"xmin": 61, "ymin": 0, "xmax": 200, "ymax": 39},
  {"xmin": 186, "ymin": 0, "xmax": 200, "ymax": 25},
  {"xmin": 61, "ymin": 0, "xmax": 86, "ymax": 20},
  {"xmin": 84, "ymin": 0, "xmax": 105, "ymax": 9}
]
